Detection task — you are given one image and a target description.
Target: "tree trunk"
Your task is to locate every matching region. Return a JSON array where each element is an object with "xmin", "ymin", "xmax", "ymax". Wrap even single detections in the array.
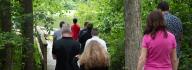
[
  {"xmin": 0, "ymin": 0, "xmax": 12, "ymax": 32},
  {"xmin": 124, "ymin": 0, "xmax": 141, "ymax": 70},
  {"xmin": 19, "ymin": 0, "xmax": 34, "ymax": 70},
  {"xmin": 0, "ymin": 0, "xmax": 13, "ymax": 70}
]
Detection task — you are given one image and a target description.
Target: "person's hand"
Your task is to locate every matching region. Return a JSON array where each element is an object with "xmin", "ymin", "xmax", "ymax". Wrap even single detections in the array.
[
  {"xmin": 52, "ymin": 54, "xmax": 56, "ymax": 60},
  {"xmin": 75, "ymin": 55, "xmax": 80, "ymax": 59}
]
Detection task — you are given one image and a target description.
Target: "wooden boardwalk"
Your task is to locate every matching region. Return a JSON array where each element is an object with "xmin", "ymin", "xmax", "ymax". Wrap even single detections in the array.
[{"xmin": 47, "ymin": 40, "xmax": 56, "ymax": 70}]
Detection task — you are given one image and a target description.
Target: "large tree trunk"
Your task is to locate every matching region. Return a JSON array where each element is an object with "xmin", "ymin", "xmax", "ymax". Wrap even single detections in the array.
[
  {"xmin": 0, "ymin": 0, "xmax": 13, "ymax": 70},
  {"xmin": 19, "ymin": 0, "xmax": 34, "ymax": 70},
  {"xmin": 0, "ymin": 0, "xmax": 12, "ymax": 32},
  {"xmin": 124, "ymin": 0, "xmax": 141, "ymax": 70}
]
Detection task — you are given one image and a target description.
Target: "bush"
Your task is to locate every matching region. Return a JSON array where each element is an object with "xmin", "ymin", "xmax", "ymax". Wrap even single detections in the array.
[{"xmin": 0, "ymin": 31, "xmax": 24, "ymax": 69}]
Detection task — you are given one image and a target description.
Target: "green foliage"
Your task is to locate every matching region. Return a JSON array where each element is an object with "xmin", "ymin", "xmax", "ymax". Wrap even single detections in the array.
[
  {"xmin": 75, "ymin": 0, "xmax": 125, "ymax": 70},
  {"xmin": 0, "ymin": 32, "xmax": 43, "ymax": 70},
  {"xmin": 0, "ymin": 31, "xmax": 24, "ymax": 69},
  {"xmin": 34, "ymin": 39, "xmax": 42, "ymax": 70},
  {"xmin": 171, "ymin": 0, "xmax": 192, "ymax": 69},
  {"xmin": 33, "ymin": 0, "xmax": 64, "ymax": 13},
  {"xmin": 33, "ymin": 0, "xmax": 55, "ymax": 33},
  {"xmin": 1, "ymin": 0, "xmax": 191, "ymax": 69},
  {"xmin": 0, "ymin": 0, "xmax": 53, "ymax": 69},
  {"xmin": 102, "ymin": 31, "xmax": 125, "ymax": 70},
  {"xmin": 33, "ymin": 11, "xmax": 55, "ymax": 34},
  {"xmin": 11, "ymin": 0, "xmax": 23, "ymax": 29},
  {"xmin": 12, "ymin": 41, "xmax": 24, "ymax": 70},
  {"xmin": 0, "ymin": 32, "xmax": 23, "ymax": 48}
]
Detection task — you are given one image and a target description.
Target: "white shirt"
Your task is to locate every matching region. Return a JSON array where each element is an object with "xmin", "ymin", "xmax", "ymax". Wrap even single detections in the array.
[{"xmin": 84, "ymin": 36, "xmax": 107, "ymax": 51}]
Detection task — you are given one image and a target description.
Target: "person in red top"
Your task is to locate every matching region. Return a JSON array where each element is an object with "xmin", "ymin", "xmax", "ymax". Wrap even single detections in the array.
[{"xmin": 71, "ymin": 18, "xmax": 80, "ymax": 41}]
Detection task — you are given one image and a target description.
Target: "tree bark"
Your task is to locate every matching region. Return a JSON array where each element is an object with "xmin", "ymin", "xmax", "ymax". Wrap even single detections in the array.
[
  {"xmin": 124, "ymin": 0, "xmax": 141, "ymax": 70},
  {"xmin": 0, "ymin": 0, "xmax": 13, "ymax": 70},
  {"xmin": 19, "ymin": 0, "xmax": 34, "ymax": 70},
  {"xmin": 0, "ymin": 0, "xmax": 12, "ymax": 32}
]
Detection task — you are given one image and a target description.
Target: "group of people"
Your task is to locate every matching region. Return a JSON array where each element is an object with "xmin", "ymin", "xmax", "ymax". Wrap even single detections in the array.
[
  {"xmin": 52, "ymin": 18, "xmax": 109, "ymax": 70},
  {"xmin": 51, "ymin": 1, "xmax": 183, "ymax": 70},
  {"xmin": 137, "ymin": 1, "xmax": 183, "ymax": 70}
]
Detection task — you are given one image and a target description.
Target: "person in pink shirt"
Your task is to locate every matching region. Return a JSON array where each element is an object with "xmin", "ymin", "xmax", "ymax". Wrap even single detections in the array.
[
  {"xmin": 71, "ymin": 18, "xmax": 80, "ymax": 41},
  {"xmin": 137, "ymin": 10, "xmax": 177, "ymax": 70}
]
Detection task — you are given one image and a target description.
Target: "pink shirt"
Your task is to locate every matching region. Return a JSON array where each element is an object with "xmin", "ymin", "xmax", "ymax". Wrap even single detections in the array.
[{"xmin": 142, "ymin": 31, "xmax": 176, "ymax": 70}]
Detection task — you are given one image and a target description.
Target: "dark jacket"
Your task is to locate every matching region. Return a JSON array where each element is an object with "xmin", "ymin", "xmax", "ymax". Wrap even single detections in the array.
[
  {"xmin": 52, "ymin": 37, "xmax": 81, "ymax": 70},
  {"xmin": 80, "ymin": 65, "xmax": 108, "ymax": 70},
  {"xmin": 78, "ymin": 29, "xmax": 92, "ymax": 53}
]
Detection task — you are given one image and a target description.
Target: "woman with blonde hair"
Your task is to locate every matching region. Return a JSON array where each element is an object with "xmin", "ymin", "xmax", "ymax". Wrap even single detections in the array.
[{"xmin": 78, "ymin": 40, "xmax": 109, "ymax": 70}]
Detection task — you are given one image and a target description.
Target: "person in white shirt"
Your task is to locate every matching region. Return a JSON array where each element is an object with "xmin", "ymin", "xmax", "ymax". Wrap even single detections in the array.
[{"xmin": 84, "ymin": 28, "xmax": 107, "ymax": 51}]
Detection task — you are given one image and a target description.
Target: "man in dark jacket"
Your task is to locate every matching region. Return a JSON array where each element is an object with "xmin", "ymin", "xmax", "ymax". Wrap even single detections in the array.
[
  {"xmin": 78, "ymin": 23, "xmax": 93, "ymax": 53},
  {"xmin": 52, "ymin": 24, "xmax": 81, "ymax": 70}
]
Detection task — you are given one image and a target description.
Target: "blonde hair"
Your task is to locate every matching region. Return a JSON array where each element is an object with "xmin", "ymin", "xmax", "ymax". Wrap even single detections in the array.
[{"xmin": 79, "ymin": 40, "xmax": 110, "ymax": 70}]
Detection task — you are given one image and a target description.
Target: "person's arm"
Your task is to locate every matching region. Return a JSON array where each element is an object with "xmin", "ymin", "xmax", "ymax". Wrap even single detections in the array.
[
  {"xmin": 77, "ymin": 26, "xmax": 81, "ymax": 41},
  {"xmin": 52, "ymin": 40, "xmax": 57, "ymax": 59},
  {"xmin": 75, "ymin": 42, "xmax": 81, "ymax": 57},
  {"xmin": 51, "ymin": 31, "xmax": 57, "ymax": 59},
  {"xmin": 78, "ymin": 30, "xmax": 82, "ymax": 40},
  {"xmin": 171, "ymin": 35, "xmax": 178, "ymax": 70},
  {"xmin": 179, "ymin": 29, "xmax": 183, "ymax": 48},
  {"xmin": 52, "ymin": 52, "xmax": 56, "ymax": 59},
  {"xmin": 53, "ymin": 31, "xmax": 57, "ymax": 46},
  {"xmin": 171, "ymin": 48, "xmax": 177, "ymax": 70},
  {"xmin": 137, "ymin": 35, "xmax": 148, "ymax": 70},
  {"xmin": 137, "ymin": 48, "xmax": 147, "ymax": 70},
  {"xmin": 178, "ymin": 18, "xmax": 183, "ymax": 47},
  {"xmin": 53, "ymin": 36, "xmax": 57, "ymax": 44}
]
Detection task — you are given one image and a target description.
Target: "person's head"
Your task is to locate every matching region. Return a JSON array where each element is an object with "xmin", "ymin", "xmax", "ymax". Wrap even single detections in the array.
[
  {"xmin": 86, "ymin": 23, "xmax": 93, "ymax": 30},
  {"xmin": 73, "ymin": 18, "xmax": 78, "ymax": 24},
  {"xmin": 144, "ymin": 10, "xmax": 167, "ymax": 39},
  {"xmin": 79, "ymin": 40, "xmax": 109, "ymax": 69},
  {"xmin": 84, "ymin": 22, "xmax": 89, "ymax": 28},
  {"xmin": 91, "ymin": 28, "xmax": 99, "ymax": 36},
  {"xmin": 59, "ymin": 21, "xmax": 65, "ymax": 28},
  {"xmin": 157, "ymin": 1, "xmax": 169, "ymax": 11},
  {"xmin": 62, "ymin": 24, "xmax": 71, "ymax": 36}
]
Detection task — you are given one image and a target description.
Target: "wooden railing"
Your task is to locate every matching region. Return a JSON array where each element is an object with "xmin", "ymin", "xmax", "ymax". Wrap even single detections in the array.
[{"xmin": 36, "ymin": 26, "xmax": 48, "ymax": 70}]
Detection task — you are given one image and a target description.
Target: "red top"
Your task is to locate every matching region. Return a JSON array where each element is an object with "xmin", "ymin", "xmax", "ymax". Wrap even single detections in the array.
[{"xmin": 71, "ymin": 23, "xmax": 80, "ymax": 40}]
